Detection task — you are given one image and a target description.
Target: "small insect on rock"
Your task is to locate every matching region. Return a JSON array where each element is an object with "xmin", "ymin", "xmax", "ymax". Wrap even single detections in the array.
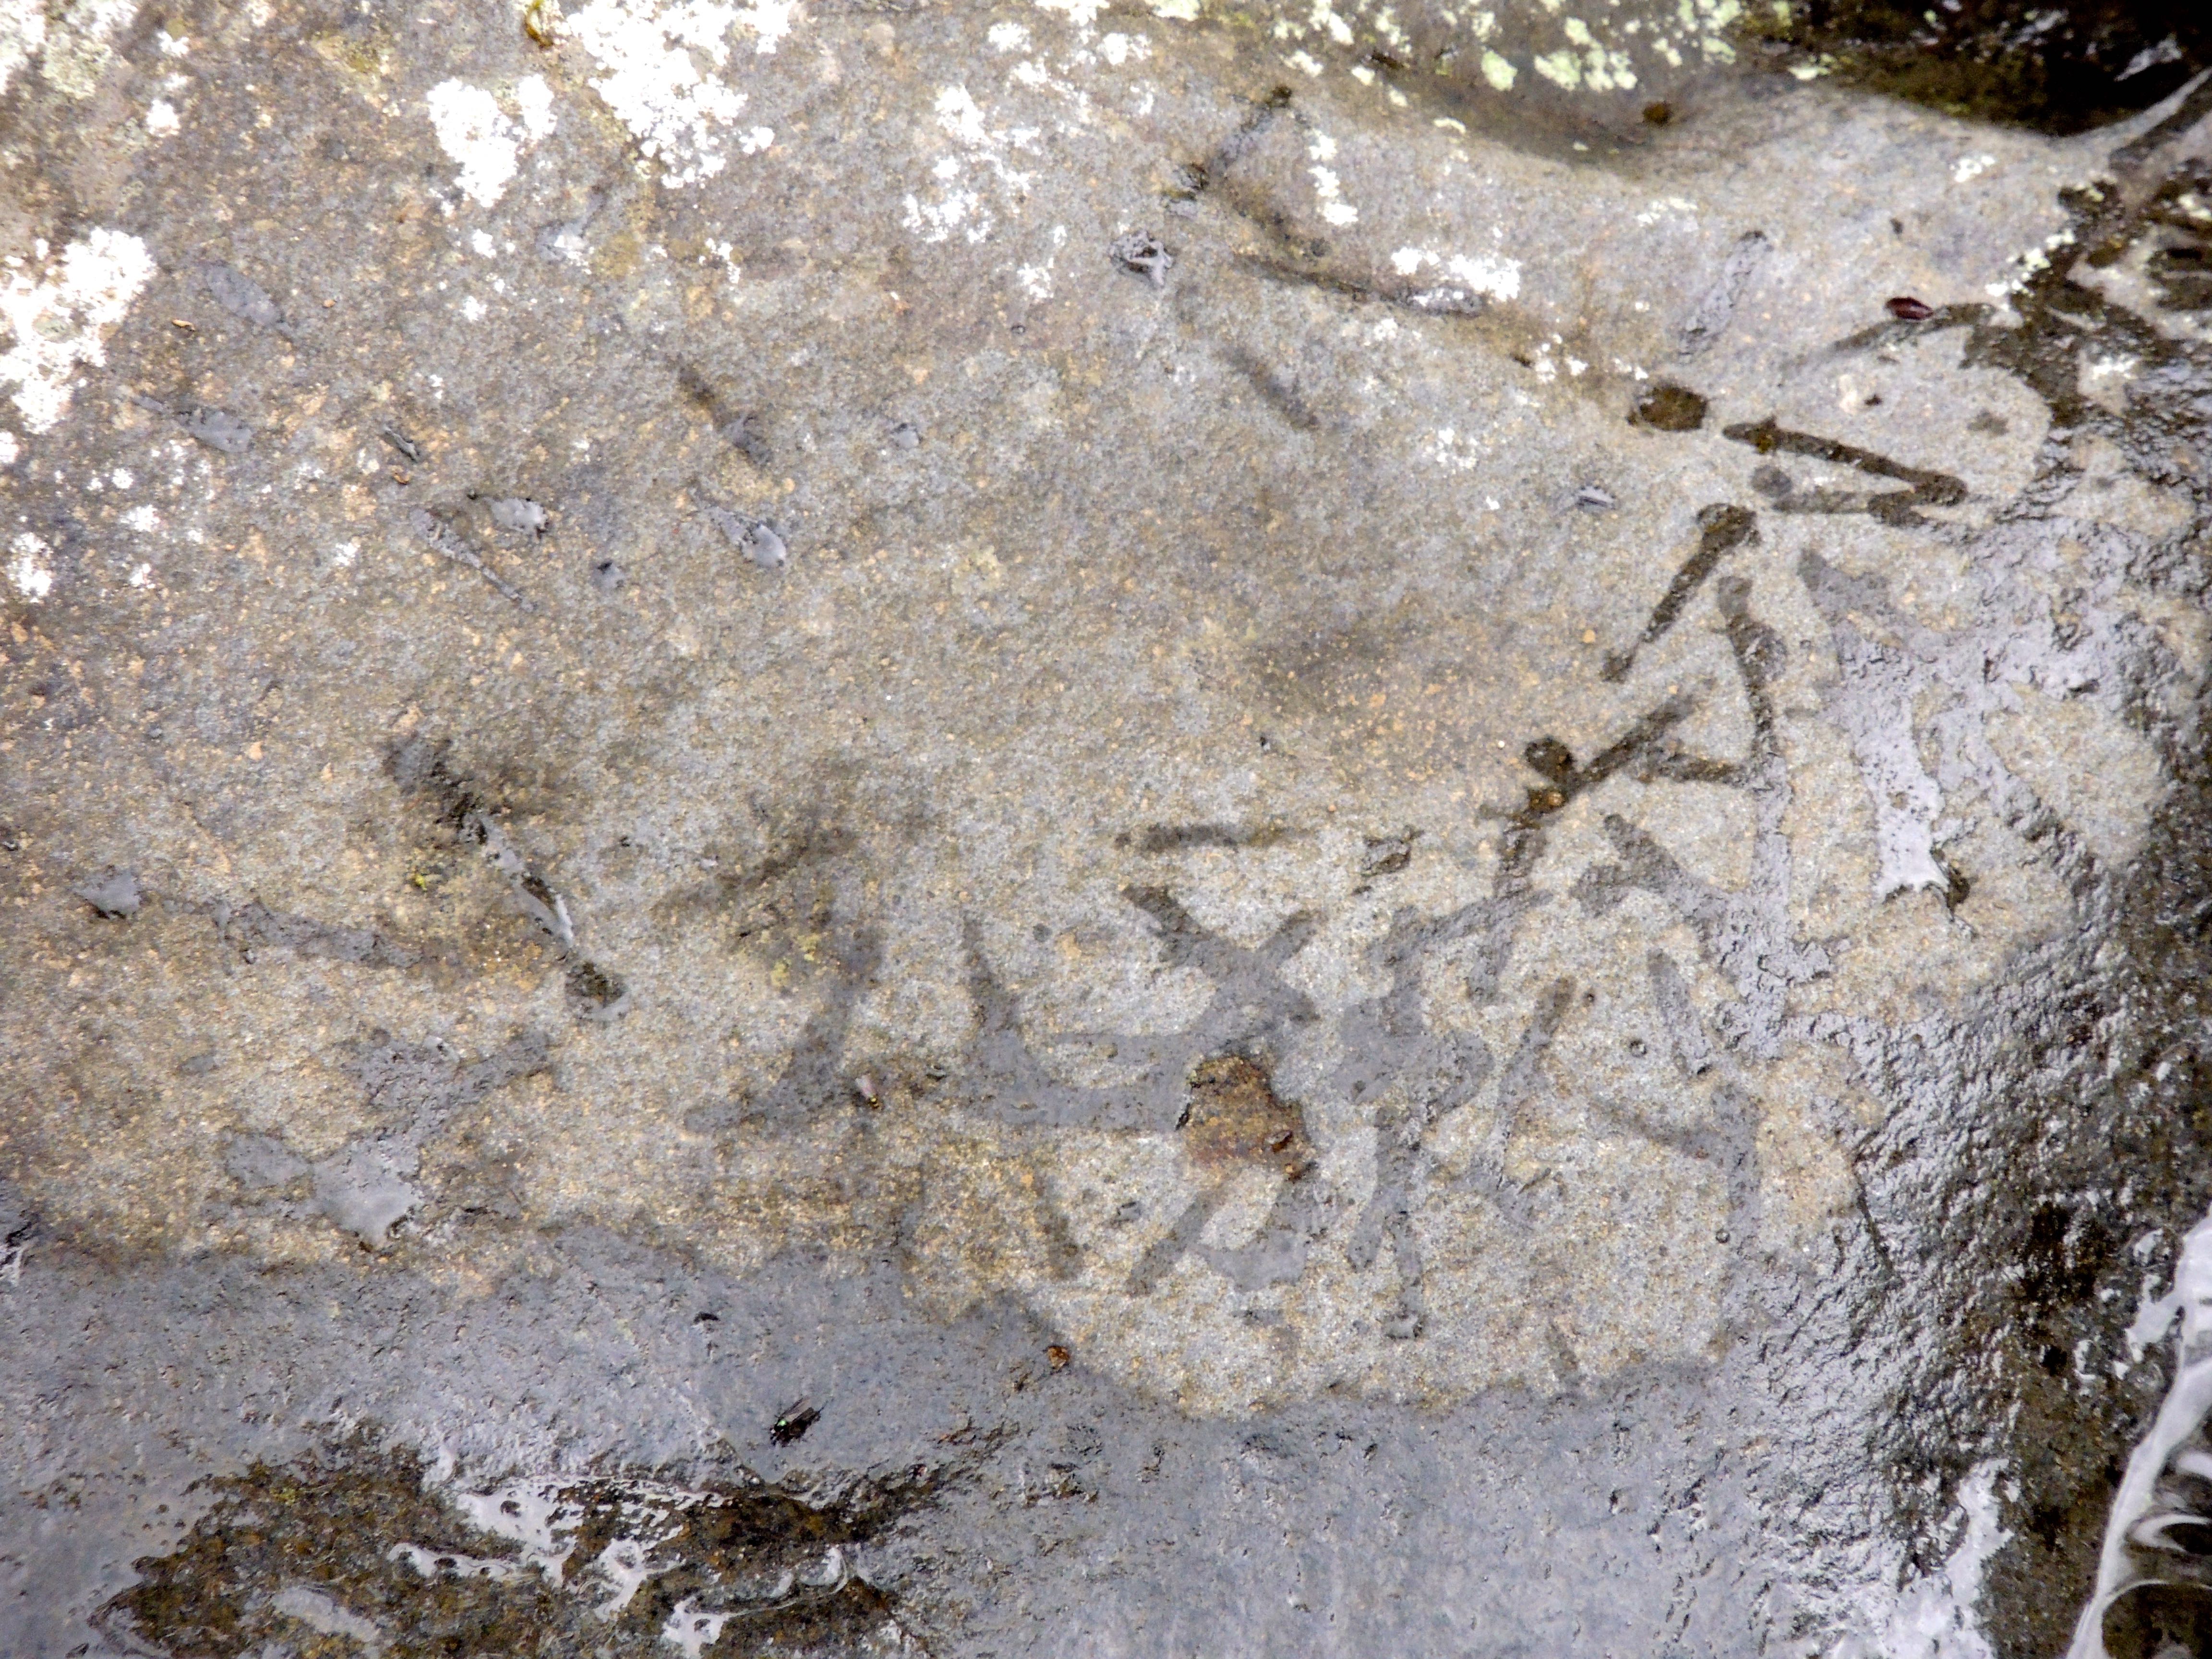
[
  {"xmin": 1885, "ymin": 295, "xmax": 1935, "ymax": 321},
  {"xmin": 771, "ymin": 1400, "xmax": 820, "ymax": 1445}
]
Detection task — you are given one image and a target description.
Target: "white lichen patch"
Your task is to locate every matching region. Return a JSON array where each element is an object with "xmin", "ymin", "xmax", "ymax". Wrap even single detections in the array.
[
  {"xmin": 8, "ymin": 531, "xmax": 55, "ymax": 601},
  {"xmin": 15, "ymin": 0, "xmax": 140, "ymax": 100},
  {"xmin": 1533, "ymin": 16, "xmax": 1637, "ymax": 90},
  {"xmin": 1032, "ymin": 0, "xmax": 1107, "ymax": 29},
  {"xmin": 901, "ymin": 85, "xmax": 1038, "ymax": 246},
  {"xmin": 1840, "ymin": 1463, "xmax": 2010, "ymax": 1659},
  {"xmin": 1307, "ymin": 131, "xmax": 1358, "ymax": 227},
  {"xmin": 1098, "ymin": 29, "xmax": 1147, "ymax": 65},
  {"xmin": 1635, "ymin": 195, "xmax": 1698, "ymax": 226},
  {"xmin": 563, "ymin": 0, "xmax": 758, "ymax": 185},
  {"xmin": 424, "ymin": 77, "xmax": 556, "ymax": 208},
  {"xmin": 1389, "ymin": 245, "xmax": 1523, "ymax": 302},
  {"xmin": 1422, "ymin": 426, "xmax": 1485, "ymax": 472},
  {"xmin": 0, "ymin": 4, "xmax": 47, "ymax": 98},
  {"xmin": 0, "ymin": 228, "xmax": 157, "ymax": 434},
  {"xmin": 145, "ymin": 97, "xmax": 180, "ymax": 135},
  {"xmin": 662, "ymin": 1601, "xmax": 733, "ymax": 1659},
  {"xmin": 1017, "ymin": 224, "xmax": 1070, "ymax": 300},
  {"xmin": 515, "ymin": 73, "xmax": 557, "ymax": 141},
  {"xmin": 1986, "ymin": 226, "xmax": 2077, "ymax": 299}
]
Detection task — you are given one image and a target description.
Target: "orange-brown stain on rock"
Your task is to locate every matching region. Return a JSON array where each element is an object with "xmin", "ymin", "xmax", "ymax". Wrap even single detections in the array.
[{"xmin": 1181, "ymin": 1054, "xmax": 1312, "ymax": 1180}]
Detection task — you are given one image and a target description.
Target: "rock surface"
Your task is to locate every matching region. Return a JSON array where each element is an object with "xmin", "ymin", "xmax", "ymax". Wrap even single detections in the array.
[{"xmin": 2, "ymin": 0, "xmax": 2211, "ymax": 1654}]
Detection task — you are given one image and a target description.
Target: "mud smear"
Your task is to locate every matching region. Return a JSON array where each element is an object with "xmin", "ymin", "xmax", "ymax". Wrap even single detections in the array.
[
  {"xmin": 1316, "ymin": 541, "xmax": 1826, "ymax": 1334},
  {"xmin": 1116, "ymin": 822, "xmax": 1297, "ymax": 854},
  {"xmin": 225, "ymin": 1028, "xmax": 549, "ymax": 1247},
  {"xmin": 677, "ymin": 360, "xmax": 774, "ymax": 467},
  {"xmin": 409, "ymin": 507, "xmax": 530, "ymax": 609},
  {"xmin": 1580, "ymin": 572, "xmax": 1830, "ymax": 1056},
  {"xmin": 679, "ymin": 801, "xmax": 887, "ymax": 1134},
  {"xmin": 1179, "ymin": 88, "xmax": 1496, "ymax": 317},
  {"xmin": 387, "ymin": 735, "xmax": 629, "ymax": 1020},
  {"xmin": 101, "ymin": 1444, "xmax": 931, "ymax": 1657},
  {"xmin": 206, "ymin": 898, "xmax": 425, "ymax": 971},
  {"xmin": 1576, "ymin": 86, "xmax": 2212, "ymax": 1645}
]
